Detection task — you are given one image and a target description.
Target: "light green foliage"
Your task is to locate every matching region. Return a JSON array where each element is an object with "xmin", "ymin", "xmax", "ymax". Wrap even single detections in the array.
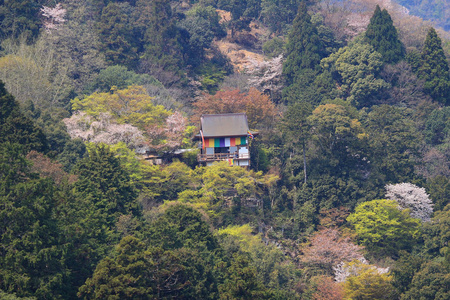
[
  {"xmin": 217, "ymin": 224, "xmax": 261, "ymax": 251},
  {"xmin": 308, "ymin": 103, "xmax": 366, "ymax": 154},
  {"xmin": 0, "ymin": 290, "xmax": 36, "ymax": 300},
  {"xmin": 321, "ymin": 41, "xmax": 390, "ymax": 107},
  {"xmin": 71, "ymin": 85, "xmax": 169, "ymax": 130},
  {"xmin": 0, "ymin": 38, "xmax": 72, "ymax": 108},
  {"xmin": 138, "ymin": 160, "xmax": 193, "ymax": 204},
  {"xmin": 177, "ymin": 161, "xmax": 278, "ymax": 220},
  {"xmin": 343, "ymin": 260, "xmax": 396, "ymax": 300},
  {"xmin": 347, "ymin": 199, "xmax": 421, "ymax": 255}
]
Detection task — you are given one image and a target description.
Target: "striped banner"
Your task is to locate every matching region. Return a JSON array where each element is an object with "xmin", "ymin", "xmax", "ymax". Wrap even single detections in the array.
[{"xmin": 203, "ymin": 137, "xmax": 247, "ymax": 147}]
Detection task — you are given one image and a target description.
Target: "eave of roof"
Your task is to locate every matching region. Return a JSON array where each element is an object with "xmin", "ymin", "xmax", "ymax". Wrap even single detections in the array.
[{"xmin": 199, "ymin": 113, "xmax": 250, "ymax": 137}]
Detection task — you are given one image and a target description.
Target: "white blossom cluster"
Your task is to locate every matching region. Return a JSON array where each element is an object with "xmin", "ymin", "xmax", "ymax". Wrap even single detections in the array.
[
  {"xmin": 333, "ymin": 258, "xmax": 389, "ymax": 283},
  {"xmin": 63, "ymin": 112, "xmax": 145, "ymax": 149},
  {"xmin": 40, "ymin": 3, "xmax": 66, "ymax": 31},
  {"xmin": 385, "ymin": 182, "xmax": 434, "ymax": 222},
  {"xmin": 246, "ymin": 55, "xmax": 283, "ymax": 96}
]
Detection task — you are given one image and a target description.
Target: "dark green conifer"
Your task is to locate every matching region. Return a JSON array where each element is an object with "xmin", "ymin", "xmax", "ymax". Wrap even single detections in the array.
[
  {"xmin": 0, "ymin": 143, "xmax": 67, "ymax": 299},
  {"xmin": 418, "ymin": 27, "xmax": 450, "ymax": 105},
  {"xmin": 73, "ymin": 145, "xmax": 139, "ymax": 226},
  {"xmin": 282, "ymin": 1, "xmax": 324, "ymax": 86},
  {"xmin": 365, "ymin": 5, "xmax": 405, "ymax": 64},
  {"xmin": 135, "ymin": 0, "xmax": 183, "ymax": 73},
  {"xmin": 97, "ymin": 2, "xmax": 138, "ymax": 69},
  {"xmin": 0, "ymin": 81, "xmax": 47, "ymax": 153}
]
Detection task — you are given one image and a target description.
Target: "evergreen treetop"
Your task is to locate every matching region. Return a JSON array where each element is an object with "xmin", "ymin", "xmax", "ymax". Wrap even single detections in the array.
[
  {"xmin": 365, "ymin": 5, "xmax": 405, "ymax": 64},
  {"xmin": 283, "ymin": 1, "xmax": 324, "ymax": 86},
  {"xmin": 418, "ymin": 27, "xmax": 450, "ymax": 105},
  {"xmin": 0, "ymin": 81, "xmax": 47, "ymax": 153}
]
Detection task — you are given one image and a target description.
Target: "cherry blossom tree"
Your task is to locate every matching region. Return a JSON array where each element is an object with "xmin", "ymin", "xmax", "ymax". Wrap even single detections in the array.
[
  {"xmin": 26, "ymin": 151, "xmax": 77, "ymax": 185},
  {"xmin": 385, "ymin": 182, "xmax": 434, "ymax": 222},
  {"xmin": 40, "ymin": 3, "xmax": 66, "ymax": 31},
  {"xmin": 146, "ymin": 111, "xmax": 190, "ymax": 152},
  {"xmin": 312, "ymin": 276, "xmax": 344, "ymax": 300},
  {"xmin": 63, "ymin": 111, "xmax": 145, "ymax": 149},
  {"xmin": 333, "ymin": 259, "xmax": 389, "ymax": 283},
  {"xmin": 301, "ymin": 229, "xmax": 364, "ymax": 274},
  {"xmin": 247, "ymin": 55, "xmax": 284, "ymax": 101}
]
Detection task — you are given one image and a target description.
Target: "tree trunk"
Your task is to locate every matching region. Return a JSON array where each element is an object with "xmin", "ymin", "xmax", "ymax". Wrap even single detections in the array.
[{"xmin": 303, "ymin": 142, "xmax": 307, "ymax": 184}]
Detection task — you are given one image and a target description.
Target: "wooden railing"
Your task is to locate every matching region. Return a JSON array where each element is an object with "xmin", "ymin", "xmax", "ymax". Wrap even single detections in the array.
[{"xmin": 198, "ymin": 152, "xmax": 249, "ymax": 162}]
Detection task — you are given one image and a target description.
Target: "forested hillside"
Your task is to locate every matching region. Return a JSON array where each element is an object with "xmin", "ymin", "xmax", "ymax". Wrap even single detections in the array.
[
  {"xmin": 0, "ymin": 0, "xmax": 449, "ymax": 299},
  {"xmin": 394, "ymin": 0, "xmax": 450, "ymax": 31}
]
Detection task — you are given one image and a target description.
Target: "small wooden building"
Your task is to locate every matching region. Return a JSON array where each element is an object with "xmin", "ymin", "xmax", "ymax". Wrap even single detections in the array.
[{"xmin": 196, "ymin": 113, "xmax": 257, "ymax": 167}]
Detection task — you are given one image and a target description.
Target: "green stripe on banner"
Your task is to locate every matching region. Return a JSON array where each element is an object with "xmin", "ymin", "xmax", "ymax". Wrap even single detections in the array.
[{"xmin": 209, "ymin": 137, "xmax": 247, "ymax": 146}]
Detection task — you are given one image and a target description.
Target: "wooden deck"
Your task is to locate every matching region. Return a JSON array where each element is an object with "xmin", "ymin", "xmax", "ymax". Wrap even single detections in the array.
[{"xmin": 198, "ymin": 152, "xmax": 249, "ymax": 162}]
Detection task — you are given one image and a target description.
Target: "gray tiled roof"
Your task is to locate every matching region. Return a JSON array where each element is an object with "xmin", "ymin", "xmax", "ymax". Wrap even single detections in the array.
[{"xmin": 200, "ymin": 113, "xmax": 249, "ymax": 137}]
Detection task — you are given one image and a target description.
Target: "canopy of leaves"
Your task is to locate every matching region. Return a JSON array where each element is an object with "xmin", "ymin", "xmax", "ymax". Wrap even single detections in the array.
[
  {"xmin": 192, "ymin": 87, "xmax": 279, "ymax": 129},
  {"xmin": 343, "ymin": 260, "xmax": 396, "ymax": 300},
  {"xmin": 347, "ymin": 199, "xmax": 421, "ymax": 256},
  {"xmin": 71, "ymin": 85, "xmax": 170, "ymax": 130},
  {"xmin": 321, "ymin": 41, "xmax": 389, "ymax": 107}
]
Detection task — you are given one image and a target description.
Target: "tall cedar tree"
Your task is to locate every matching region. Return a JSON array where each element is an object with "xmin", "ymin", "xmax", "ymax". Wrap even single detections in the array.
[
  {"xmin": 282, "ymin": 1, "xmax": 324, "ymax": 86},
  {"xmin": 97, "ymin": 2, "xmax": 138, "ymax": 69},
  {"xmin": 0, "ymin": 143, "xmax": 67, "ymax": 299},
  {"xmin": 0, "ymin": 81, "xmax": 47, "ymax": 153},
  {"xmin": 417, "ymin": 27, "xmax": 450, "ymax": 105},
  {"xmin": 135, "ymin": 0, "xmax": 183, "ymax": 73},
  {"xmin": 73, "ymin": 145, "xmax": 139, "ymax": 227},
  {"xmin": 365, "ymin": 5, "xmax": 405, "ymax": 64}
]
